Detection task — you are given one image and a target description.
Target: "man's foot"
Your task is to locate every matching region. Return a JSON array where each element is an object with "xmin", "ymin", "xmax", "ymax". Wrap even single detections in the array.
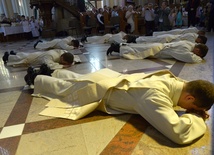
[
  {"xmin": 10, "ymin": 50, "xmax": 16, "ymax": 55},
  {"xmin": 2, "ymin": 52, "xmax": 9, "ymax": 64},
  {"xmin": 81, "ymin": 35, "xmax": 87, "ymax": 42},
  {"xmin": 25, "ymin": 66, "xmax": 37, "ymax": 85},
  {"xmin": 34, "ymin": 40, "xmax": 43, "ymax": 49},
  {"xmin": 38, "ymin": 64, "xmax": 53, "ymax": 76},
  {"xmin": 106, "ymin": 43, "xmax": 120, "ymax": 55}
]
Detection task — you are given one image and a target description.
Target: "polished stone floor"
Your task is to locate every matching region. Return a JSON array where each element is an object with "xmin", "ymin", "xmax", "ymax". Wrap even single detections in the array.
[{"xmin": 0, "ymin": 30, "xmax": 213, "ymax": 155}]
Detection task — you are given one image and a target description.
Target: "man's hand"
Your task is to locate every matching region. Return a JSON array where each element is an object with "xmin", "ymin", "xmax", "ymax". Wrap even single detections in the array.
[
  {"xmin": 186, "ymin": 109, "xmax": 209, "ymax": 120},
  {"xmin": 63, "ymin": 64, "xmax": 71, "ymax": 68}
]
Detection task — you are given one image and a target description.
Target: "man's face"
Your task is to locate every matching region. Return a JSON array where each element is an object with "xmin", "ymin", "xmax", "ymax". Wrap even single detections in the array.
[
  {"xmin": 178, "ymin": 98, "xmax": 206, "ymax": 111},
  {"xmin": 192, "ymin": 47, "xmax": 202, "ymax": 57},
  {"xmin": 195, "ymin": 37, "xmax": 202, "ymax": 43},
  {"xmin": 161, "ymin": 2, "xmax": 166, "ymax": 8},
  {"xmin": 59, "ymin": 56, "xmax": 71, "ymax": 65}
]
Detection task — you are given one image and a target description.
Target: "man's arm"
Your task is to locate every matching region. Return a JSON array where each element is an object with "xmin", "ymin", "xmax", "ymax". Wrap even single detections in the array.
[
  {"xmin": 58, "ymin": 40, "xmax": 74, "ymax": 50},
  {"xmin": 133, "ymin": 89, "xmax": 206, "ymax": 144}
]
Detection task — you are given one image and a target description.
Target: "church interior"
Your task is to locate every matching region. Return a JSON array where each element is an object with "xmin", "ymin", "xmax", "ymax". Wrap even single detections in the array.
[{"xmin": 0, "ymin": 0, "xmax": 214, "ymax": 154}]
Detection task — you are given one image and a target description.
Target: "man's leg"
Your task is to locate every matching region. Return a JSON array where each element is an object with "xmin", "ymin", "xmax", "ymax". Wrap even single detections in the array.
[{"xmin": 33, "ymin": 74, "xmax": 91, "ymax": 98}]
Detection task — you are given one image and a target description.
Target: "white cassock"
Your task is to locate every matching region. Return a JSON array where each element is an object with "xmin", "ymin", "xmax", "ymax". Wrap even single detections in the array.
[
  {"xmin": 153, "ymin": 27, "xmax": 199, "ymax": 36},
  {"xmin": 30, "ymin": 20, "xmax": 40, "ymax": 37},
  {"xmin": 36, "ymin": 36, "xmax": 76, "ymax": 50},
  {"xmin": 21, "ymin": 20, "xmax": 31, "ymax": 33},
  {"xmin": 120, "ymin": 41, "xmax": 203, "ymax": 63},
  {"xmin": 7, "ymin": 49, "xmax": 79, "ymax": 69},
  {"xmin": 32, "ymin": 68, "xmax": 207, "ymax": 145},
  {"xmin": 136, "ymin": 34, "xmax": 179, "ymax": 43},
  {"xmin": 86, "ymin": 31, "xmax": 127, "ymax": 44},
  {"xmin": 136, "ymin": 33, "xmax": 198, "ymax": 44},
  {"xmin": 171, "ymin": 33, "xmax": 198, "ymax": 43}
]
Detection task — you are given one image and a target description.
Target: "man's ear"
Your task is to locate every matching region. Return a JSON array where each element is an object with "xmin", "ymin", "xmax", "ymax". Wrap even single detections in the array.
[{"xmin": 185, "ymin": 94, "xmax": 195, "ymax": 102}]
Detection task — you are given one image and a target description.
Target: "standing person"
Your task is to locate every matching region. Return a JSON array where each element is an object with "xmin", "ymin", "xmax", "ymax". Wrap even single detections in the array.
[
  {"xmin": 186, "ymin": 0, "xmax": 200, "ymax": 27},
  {"xmin": 168, "ymin": 8, "xmax": 177, "ymax": 28},
  {"xmin": 157, "ymin": 1, "xmax": 171, "ymax": 31},
  {"xmin": 32, "ymin": 68, "xmax": 214, "ymax": 145},
  {"xmin": 20, "ymin": 15, "xmax": 32, "ymax": 40},
  {"xmin": 34, "ymin": 36, "xmax": 80, "ymax": 50},
  {"xmin": 207, "ymin": 0, "xmax": 214, "ymax": 32},
  {"xmin": 144, "ymin": 3, "xmax": 155, "ymax": 36},
  {"xmin": 38, "ymin": 16, "xmax": 44, "ymax": 36},
  {"xmin": 30, "ymin": 16, "xmax": 40, "ymax": 38},
  {"xmin": 96, "ymin": 8, "xmax": 105, "ymax": 34},
  {"xmin": 176, "ymin": 6, "xmax": 183, "ymax": 28},
  {"xmin": 125, "ymin": 5, "xmax": 135, "ymax": 33},
  {"xmin": 154, "ymin": 3, "xmax": 160, "ymax": 31},
  {"xmin": 111, "ymin": 5, "xmax": 119, "ymax": 17}
]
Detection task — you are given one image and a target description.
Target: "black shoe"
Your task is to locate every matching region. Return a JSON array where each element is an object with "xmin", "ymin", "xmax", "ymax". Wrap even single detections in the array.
[
  {"xmin": 38, "ymin": 64, "xmax": 53, "ymax": 76},
  {"xmin": 81, "ymin": 35, "xmax": 87, "ymax": 42},
  {"xmin": 106, "ymin": 43, "xmax": 120, "ymax": 55},
  {"xmin": 2, "ymin": 52, "xmax": 9, "ymax": 64},
  {"xmin": 10, "ymin": 50, "xmax": 16, "ymax": 55},
  {"xmin": 34, "ymin": 40, "xmax": 43, "ymax": 49},
  {"xmin": 25, "ymin": 66, "xmax": 38, "ymax": 85}
]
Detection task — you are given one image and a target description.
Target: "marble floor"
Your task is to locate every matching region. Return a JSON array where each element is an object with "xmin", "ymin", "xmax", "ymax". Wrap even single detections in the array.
[{"xmin": 0, "ymin": 30, "xmax": 214, "ymax": 155}]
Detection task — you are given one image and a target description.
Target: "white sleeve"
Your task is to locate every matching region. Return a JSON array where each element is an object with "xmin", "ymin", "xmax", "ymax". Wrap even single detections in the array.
[
  {"xmin": 133, "ymin": 89, "xmax": 206, "ymax": 144},
  {"xmin": 43, "ymin": 55, "xmax": 63, "ymax": 70},
  {"xmin": 165, "ymin": 49, "xmax": 202, "ymax": 63},
  {"xmin": 58, "ymin": 40, "xmax": 74, "ymax": 50},
  {"xmin": 156, "ymin": 44, "xmax": 203, "ymax": 63}
]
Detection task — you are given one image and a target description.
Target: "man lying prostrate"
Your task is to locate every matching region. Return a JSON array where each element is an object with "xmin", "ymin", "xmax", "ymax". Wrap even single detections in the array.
[
  {"xmin": 2, "ymin": 49, "xmax": 81, "ymax": 69},
  {"xmin": 34, "ymin": 36, "xmax": 81, "ymax": 50},
  {"xmin": 124, "ymin": 33, "xmax": 207, "ymax": 44},
  {"xmin": 153, "ymin": 27, "xmax": 205, "ymax": 36},
  {"xmin": 81, "ymin": 31, "xmax": 127, "ymax": 44},
  {"xmin": 31, "ymin": 68, "xmax": 214, "ymax": 145},
  {"xmin": 106, "ymin": 41, "xmax": 208, "ymax": 63}
]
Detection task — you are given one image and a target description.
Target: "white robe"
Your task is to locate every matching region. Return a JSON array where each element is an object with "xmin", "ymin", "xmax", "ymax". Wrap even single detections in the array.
[
  {"xmin": 32, "ymin": 68, "xmax": 206, "ymax": 145},
  {"xmin": 7, "ymin": 49, "xmax": 77, "ymax": 70},
  {"xmin": 125, "ymin": 10, "xmax": 135, "ymax": 33},
  {"xmin": 20, "ymin": 20, "xmax": 31, "ymax": 32},
  {"xmin": 86, "ymin": 31, "xmax": 127, "ymax": 44},
  {"xmin": 136, "ymin": 33, "xmax": 198, "ymax": 44},
  {"xmin": 30, "ymin": 20, "xmax": 40, "ymax": 37},
  {"xmin": 153, "ymin": 27, "xmax": 199, "ymax": 36},
  {"xmin": 36, "ymin": 36, "xmax": 76, "ymax": 50},
  {"xmin": 120, "ymin": 41, "xmax": 203, "ymax": 63}
]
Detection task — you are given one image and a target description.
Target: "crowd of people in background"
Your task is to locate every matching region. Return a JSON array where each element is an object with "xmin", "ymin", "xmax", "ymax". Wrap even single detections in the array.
[
  {"xmin": 0, "ymin": 14, "xmax": 44, "ymax": 39},
  {"xmin": 0, "ymin": 0, "xmax": 213, "ymax": 40},
  {"xmin": 83, "ymin": 0, "xmax": 214, "ymax": 36}
]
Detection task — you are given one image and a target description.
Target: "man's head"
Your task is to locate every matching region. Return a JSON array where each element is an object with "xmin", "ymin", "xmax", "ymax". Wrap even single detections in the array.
[
  {"xmin": 195, "ymin": 35, "xmax": 207, "ymax": 44},
  {"xmin": 71, "ymin": 40, "xmax": 80, "ymax": 48},
  {"xmin": 178, "ymin": 80, "xmax": 214, "ymax": 111},
  {"xmin": 59, "ymin": 53, "xmax": 74, "ymax": 66},
  {"xmin": 192, "ymin": 44, "xmax": 208, "ymax": 58},
  {"xmin": 197, "ymin": 30, "xmax": 206, "ymax": 36}
]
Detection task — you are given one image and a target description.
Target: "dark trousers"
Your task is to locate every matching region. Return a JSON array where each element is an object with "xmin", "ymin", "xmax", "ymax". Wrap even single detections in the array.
[
  {"xmin": 145, "ymin": 20, "xmax": 155, "ymax": 36},
  {"xmin": 188, "ymin": 10, "xmax": 197, "ymax": 27}
]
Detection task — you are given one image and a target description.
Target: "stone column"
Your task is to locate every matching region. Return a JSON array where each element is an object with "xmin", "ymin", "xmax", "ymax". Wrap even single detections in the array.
[
  {"xmin": 11, "ymin": 0, "xmax": 18, "ymax": 14},
  {"xmin": 1, "ymin": 0, "xmax": 8, "ymax": 17},
  {"xmin": 0, "ymin": 1, "xmax": 3, "ymax": 13}
]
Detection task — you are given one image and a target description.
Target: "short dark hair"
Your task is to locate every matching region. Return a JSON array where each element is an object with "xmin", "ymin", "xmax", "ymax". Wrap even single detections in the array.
[
  {"xmin": 195, "ymin": 44, "xmax": 208, "ymax": 58},
  {"xmin": 197, "ymin": 30, "xmax": 206, "ymax": 36},
  {"xmin": 72, "ymin": 40, "xmax": 80, "ymax": 48},
  {"xmin": 185, "ymin": 80, "xmax": 214, "ymax": 110},
  {"xmin": 197, "ymin": 35, "xmax": 207, "ymax": 44},
  {"xmin": 61, "ymin": 53, "xmax": 74, "ymax": 64}
]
